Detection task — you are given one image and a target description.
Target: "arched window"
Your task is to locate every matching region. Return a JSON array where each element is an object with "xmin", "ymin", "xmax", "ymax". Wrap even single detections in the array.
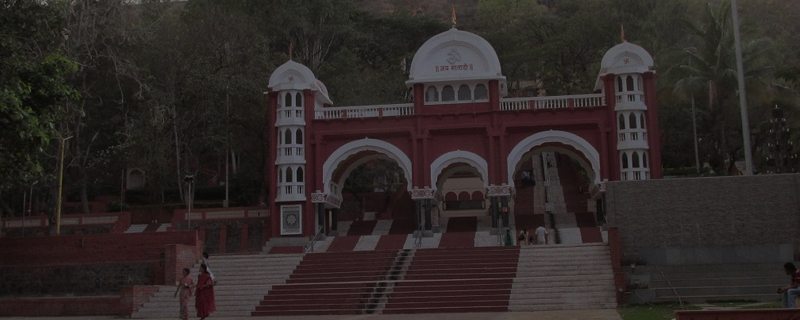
[
  {"xmin": 622, "ymin": 153, "xmax": 629, "ymax": 169},
  {"xmin": 277, "ymin": 129, "xmax": 283, "ymax": 145},
  {"xmin": 632, "ymin": 151, "xmax": 640, "ymax": 168},
  {"xmin": 285, "ymin": 167, "xmax": 293, "ymax": 183},
  {"xmin": 295, "ymin": 92, "xmax": 302, "ymax": 107},
  {"xmin": 278, "ymin": 168, "xmax": 283, "ymax": 183},
  {"xmin": 458, "ymin": 191, "xmax": 470, "ymax": 201},
  {"xmin": 626, "ymin": 76, "xmax": 635, "ymax": 91},
  {"xmin": 643, "ymin": 152, "xmax": 649, "ymax": 168},
  {"xmin": 458, "ymin": 85, "xmax": 471, "ymax": 101},
  {"xmin": 445, "ymin": 192, "xmax": 457, "ymax": 201},
  {"xmin": 629, "ymin": 113, "xmax": 637, "ymax": 129},
  {"xmin": 618, "ymin": 114, "xmax": 626, "ymax": 130},
  {"xmin": 640, "ymin": 114, "xmax": 646, "ymax": 129},
  {"xmin": 441, "ymin": 85, "xmax": 455, "ymax": 101},
  {"xmin": 616, "ymin": 76, "xmax": 623, "ymax": 93},
  {"xmin": 637, "ymin": 77, "xmax": 643, "ymax": 92},
  {"xmin": 284, "ymin": 92, "xmax": 292, "ymax": 107},
  {"xmin": 471, "ymin": 191, "xmax": 484, "ymax": 200},
  {"xmin": 296, "ymin": 167, "xmax": 304, "ymax": 182},
  {"xmin": 284, "ymin": 129, "xmax": 292, "ymax": 144},
  {"xmin": 474, "ymin": 84, "xmax": 488, "ymax": 100},
  {"xmin": 425, "ymin": 86, "xmax": 439, "ymax": 102},
  {"xmin": 295, "ymin": 129, "xmax": 303, "ymax": 145}
]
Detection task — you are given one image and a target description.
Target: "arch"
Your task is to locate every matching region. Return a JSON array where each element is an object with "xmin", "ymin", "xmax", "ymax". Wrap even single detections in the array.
[
  {"xmin": 474, "ymin": 84, "xmax": 488, "ymax": 100},
  {"xmin": 629, "ymin": 113, "xmax": 637, "ymax": 129},
  {"xmin": 632, "ymin": 151, "xmax": 640, "ymax": 168},
  {"xmin": 621, "ymin": 152, "xmax": 629, "ymax": 169},
  {"xmin": 618, "ymin": 114, "xmax": 626, "ymax": 130},
  {"xmin": 323, "ymin": 138, "xmax": 413, "ymax": 195},
  {"xmin": 471, "ymin": 190, "xmax": 484, "ymax": 200},
  {"xmin": 640, "ymin": 114, "xmax": 646, "ymax": 129},
  {"xmin": 284, "ymin": 129, "xmax": 292, "ymax": 144},
  {"xmin": 284, "ymin": 92, "xmax": 292, "ymax": 107},
  {"xmin": 442, "ymin": 85, "xmax": 455, "ymax": 101},
  {"xmin": 430, "ymin": 150, "xmax": 489, "ymax": 190},
  {"xmin": 295, "ymin": 128, "xmax": 303, "ymax": 144},
  {"xmin": 507, "ymin": 131, "xmax": 601, "ymax": 186},
  {"xmin": 626, "ymin": 75, "xmax": 635, "ymax": 91},
  {"xmin": 296, "ymin": 167, "xmax": 304, "ymax": 182},
  {"xmin": 616, "ymin": 76, "xmax": 623, "ymax": 93},
  {"xmin": 458, "ymin": 191, "xmax": 470, "ymax": 201},
  {"xmin": 286, "ymin": 167, "xmax": 294, "ymax": 182},
  {"xmin": 407, "ymin": 28, "xmax": 504, "ymax": 84},
  {"xmin": 458, "ymin": 84, "xmax": 471, "ymax": 100},
  {"xmin": 643, "ymin": 152, "xmax": 649, "ymax": 168},
  {"xmin": 425, "ymin": 86, "xmax": 439, "ymax": 102},
  {"xmin": 445, "ymin": 192, "xmax": 457, "ymax": 201},
  {"xmin": 295, "ymin": 92, "xmax": 302, "ymax": 107}
]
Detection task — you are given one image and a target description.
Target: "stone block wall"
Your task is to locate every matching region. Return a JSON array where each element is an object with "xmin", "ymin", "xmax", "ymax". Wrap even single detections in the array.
[
  {"xmin": 605, "ymin": 174, "xmax": 800, "ymax": 261},
  {"xmin": 0, "ymin": 263, "xmax": 153, "ymax": 297}
]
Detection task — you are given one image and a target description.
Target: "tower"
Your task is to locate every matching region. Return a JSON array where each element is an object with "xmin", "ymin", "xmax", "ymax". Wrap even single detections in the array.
[
  {"xmin": 596, "ymin": 40, "xmax": 661, "ymax": 180},
  {"xmin": 267, "ymin": 60, "xmax": 332, "ymax": 236}
]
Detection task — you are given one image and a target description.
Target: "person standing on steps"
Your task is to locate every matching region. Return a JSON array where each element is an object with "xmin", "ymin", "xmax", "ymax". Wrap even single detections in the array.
[
  {"xmin": 518, "ymin": 228, "xmax": 531, "ymax": 245},
  {"xmin": 535, "ymin": 225, "xmax": 549, "ymax": 245},
  {"xmin": 504, "ymin": 228, "xmax": 514, "ymax": 246},
  {"xmin": 174, "ymin": 268, "xmax": 194, "ymax": 320},
  {"xmin": 201, "ymin": 251, "xmax": 215, "ymax": 282},
  {"xmin": 778, "ymin": 262, "xmax": 800, "ymax": 308},
  {"xmin": 195, "ymin": 264, "xmax": 216, "ymax": 320}
]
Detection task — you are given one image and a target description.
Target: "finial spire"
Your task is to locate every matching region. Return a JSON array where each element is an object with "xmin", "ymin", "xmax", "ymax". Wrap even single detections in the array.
[
  {"xmin": 451, "ymin": 5, "xmax": 457, "ymax": 28},
  {"xmin": 621, "ymin": 24, "xmax": 626, "ymax": 42}
]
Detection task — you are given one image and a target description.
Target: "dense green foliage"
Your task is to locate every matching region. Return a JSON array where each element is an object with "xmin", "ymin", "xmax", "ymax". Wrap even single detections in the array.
[{"xmin": 1, "ymin": 0, "xmax": 799, "ymax": 217}]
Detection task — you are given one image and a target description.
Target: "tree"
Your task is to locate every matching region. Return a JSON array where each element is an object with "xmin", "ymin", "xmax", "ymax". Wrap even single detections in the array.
[
  {"xmin": 0, "ymin": 0, "xmax": 79, "ymax": 191},
  {"xmin": 662, "ymin": 2, "xmax": 780, "ymax": 174}
]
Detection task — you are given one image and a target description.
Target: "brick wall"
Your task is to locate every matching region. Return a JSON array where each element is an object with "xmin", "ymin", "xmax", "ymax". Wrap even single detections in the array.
[
  {"xmin": 164, "ymin": 244, "xmax": 200, "ymax": 285},
  {"xmin": 120, "ymin": 285, "xmax": 161, "ymax": 316},
  {"xmin": 605, "ymin": 174, "xmax": 800, "ymax": 260},
  {"xmin": 676, "ymin": 309, "xmax": 800, "ymax": 320},
  {"xmin": 0, "ymin": 231, "xmax": 198, "ymax": 266},
  {"xmin": 0, "ymin": 262, "xmax": 153, "ymax": 296},
  {"xmin": 0, "ymin": 296, "xmax": 120, "ymax": 316}
]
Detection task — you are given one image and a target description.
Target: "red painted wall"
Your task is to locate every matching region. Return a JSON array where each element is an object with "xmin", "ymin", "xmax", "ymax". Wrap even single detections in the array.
[{"xmin": 0, "ymin": 296, "xmax": 121, "ymax": 317}]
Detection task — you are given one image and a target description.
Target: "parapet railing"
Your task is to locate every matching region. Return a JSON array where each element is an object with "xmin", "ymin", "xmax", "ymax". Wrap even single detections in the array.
[
  {"xmin": 314, "ymin": 103, "xmax": 414, "ymax": 120},
  {"xmin": 304, "ymin": 225, "xmax": 325, "ymax": 253},
  {"xmin": 500, "ymin": 93, "xmax": 605, "ymax": 111}
]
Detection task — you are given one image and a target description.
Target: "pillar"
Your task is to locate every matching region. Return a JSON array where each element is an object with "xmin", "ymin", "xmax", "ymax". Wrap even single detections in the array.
[
  {"xmin": 500, "ymin": 196, "xmax": 509, "ymax": 228},
  {"xmin": 329, "ymin": 208, "xmax": 338, "ymax": 236},
  {"xmin": 424, "ymin": 199, "xmax": 432, "ymax": 232},
  {"xmin": 240, "ymin": 223, "xmax": 249, "ymax": 252},
  {"xmin": 490, "ymin": 197, "xmax": 499, "ymax": 233},
  {"xmin": 218, "ymin": 225, "xmax": 228, "ymax": 254}
]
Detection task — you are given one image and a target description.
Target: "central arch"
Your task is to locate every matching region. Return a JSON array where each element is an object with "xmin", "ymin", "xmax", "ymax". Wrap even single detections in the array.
[
  {"xmin": 430, "ymin": 151, "xmax": 489, "ymax": 191},
  {"xmin": 323, "ymin": 138, "xmax": 413, "ymax": 197},
  {"xmin": 507, "ymin": 131, "xmax": 601, "ymax": 186}
]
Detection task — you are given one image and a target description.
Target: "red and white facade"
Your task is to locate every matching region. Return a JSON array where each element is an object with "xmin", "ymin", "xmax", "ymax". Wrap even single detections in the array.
[{"xmin": 266, "ymin": 28, "xmax": 661, "ymax": 238}]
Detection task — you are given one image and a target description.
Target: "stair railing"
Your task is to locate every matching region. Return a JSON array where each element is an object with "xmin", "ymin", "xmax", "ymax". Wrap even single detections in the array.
[
  {"xmin": 414, "ymin": 221, "xmax": 423, "ymax": 248},
  {"xmin": 303, "ymin": 226, "xmax": 325, "ymax": 253}
]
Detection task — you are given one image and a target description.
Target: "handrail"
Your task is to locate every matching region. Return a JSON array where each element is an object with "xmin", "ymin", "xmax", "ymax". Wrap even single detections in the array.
[{"xmin": 303, "ymin": 226, "xmax": 325, "ymax": 253}]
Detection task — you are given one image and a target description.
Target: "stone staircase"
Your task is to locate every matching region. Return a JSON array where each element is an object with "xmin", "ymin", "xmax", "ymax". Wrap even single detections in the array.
[
  {"xmin": 131, "ymin": 253, "xmax": 302, "ymax": 318},
  {"xmin": 510, "ymin": 243, "xmax": 616, "ymax": 311}
]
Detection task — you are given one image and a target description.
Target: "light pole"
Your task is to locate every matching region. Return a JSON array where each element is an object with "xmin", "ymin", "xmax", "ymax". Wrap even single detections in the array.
[
  {"xmin": 184, "ymin": 175, "xmax": 195, "ymax": 229},
  {"xmin": 731, "ymin": 0, "xmax": 753, "ymax": 175},
  {"xmin": 55, "ymin": 134, "xmax": 73, "ymax": 235}
]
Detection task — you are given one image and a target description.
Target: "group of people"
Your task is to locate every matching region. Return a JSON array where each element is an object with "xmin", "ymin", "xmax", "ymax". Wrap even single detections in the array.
[
  {"xmin": 517, "ymin": 226, "xmax": 548, "ymax": 245},
  {"xmin": 504, "ymin": 226, "xmax": 548, "ymax": 246},
  {"xmin": 779, "ymin": 262, "xmax": 800, "ymax": 308},
  {"xmin": 174, "ymin": 252, "xmax": 217, "ymax": 320}
]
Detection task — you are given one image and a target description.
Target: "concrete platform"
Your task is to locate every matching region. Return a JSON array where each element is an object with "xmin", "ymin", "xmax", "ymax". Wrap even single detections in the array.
[{"xmin": 0, "ymin": 309, "xmax": 624, "ymax": 320}]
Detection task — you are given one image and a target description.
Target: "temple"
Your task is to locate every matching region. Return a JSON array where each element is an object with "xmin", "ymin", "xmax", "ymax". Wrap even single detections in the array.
[{"xmin": 266, "ymin": 27, "xmax": 660, "ymax": 238}]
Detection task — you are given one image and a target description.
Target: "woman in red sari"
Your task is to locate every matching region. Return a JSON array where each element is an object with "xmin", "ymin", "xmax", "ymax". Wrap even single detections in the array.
[
  {"xmin": 195, "ymin": 264, "xmax": 216, "ymax": 319},
  {"xmin": 173, "ymin": 268, "xmax": 194, "ymax": 320}
]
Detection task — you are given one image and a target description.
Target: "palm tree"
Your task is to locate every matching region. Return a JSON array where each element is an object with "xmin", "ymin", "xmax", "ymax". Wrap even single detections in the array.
[{"xmin": 663, "ymin": 1, "xmax": 777, "ymax": 174}]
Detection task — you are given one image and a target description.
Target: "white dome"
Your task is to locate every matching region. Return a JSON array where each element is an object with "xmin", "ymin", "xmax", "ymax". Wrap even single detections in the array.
[
  {"xmin": 406, "ymin": 28, "xmax": 505, "ymax": 85},
  {"xmin": 595, "ymin": 41, "xmax": 654, "ymax": 90},
  {"xmin": 268, "ymin": 60, "xmax": 332, "ymax": 104}
]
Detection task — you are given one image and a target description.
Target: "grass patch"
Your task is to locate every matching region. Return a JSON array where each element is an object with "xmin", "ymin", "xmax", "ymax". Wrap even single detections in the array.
[{"xmin": 617, "ymin": 303, "xmax": 700, "ymax": 320}]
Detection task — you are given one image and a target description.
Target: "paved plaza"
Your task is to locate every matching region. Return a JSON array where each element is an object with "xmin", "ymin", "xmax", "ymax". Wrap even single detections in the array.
[{"xmin": 0, "ymin": 309, "xmax": 625, "ymax": 320}]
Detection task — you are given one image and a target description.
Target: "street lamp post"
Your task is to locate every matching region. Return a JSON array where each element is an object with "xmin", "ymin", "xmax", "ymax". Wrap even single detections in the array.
[
  {"xmin": 184, "ymin": 175, "xmax": 195, "ymax": 229},
  {"xmin": 55, "ymin": 135, "xmax": 73, "ymax": 235},
  {"xmin": 731, "ymin": 0, "xmax": 753, "ymax": 175}
]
